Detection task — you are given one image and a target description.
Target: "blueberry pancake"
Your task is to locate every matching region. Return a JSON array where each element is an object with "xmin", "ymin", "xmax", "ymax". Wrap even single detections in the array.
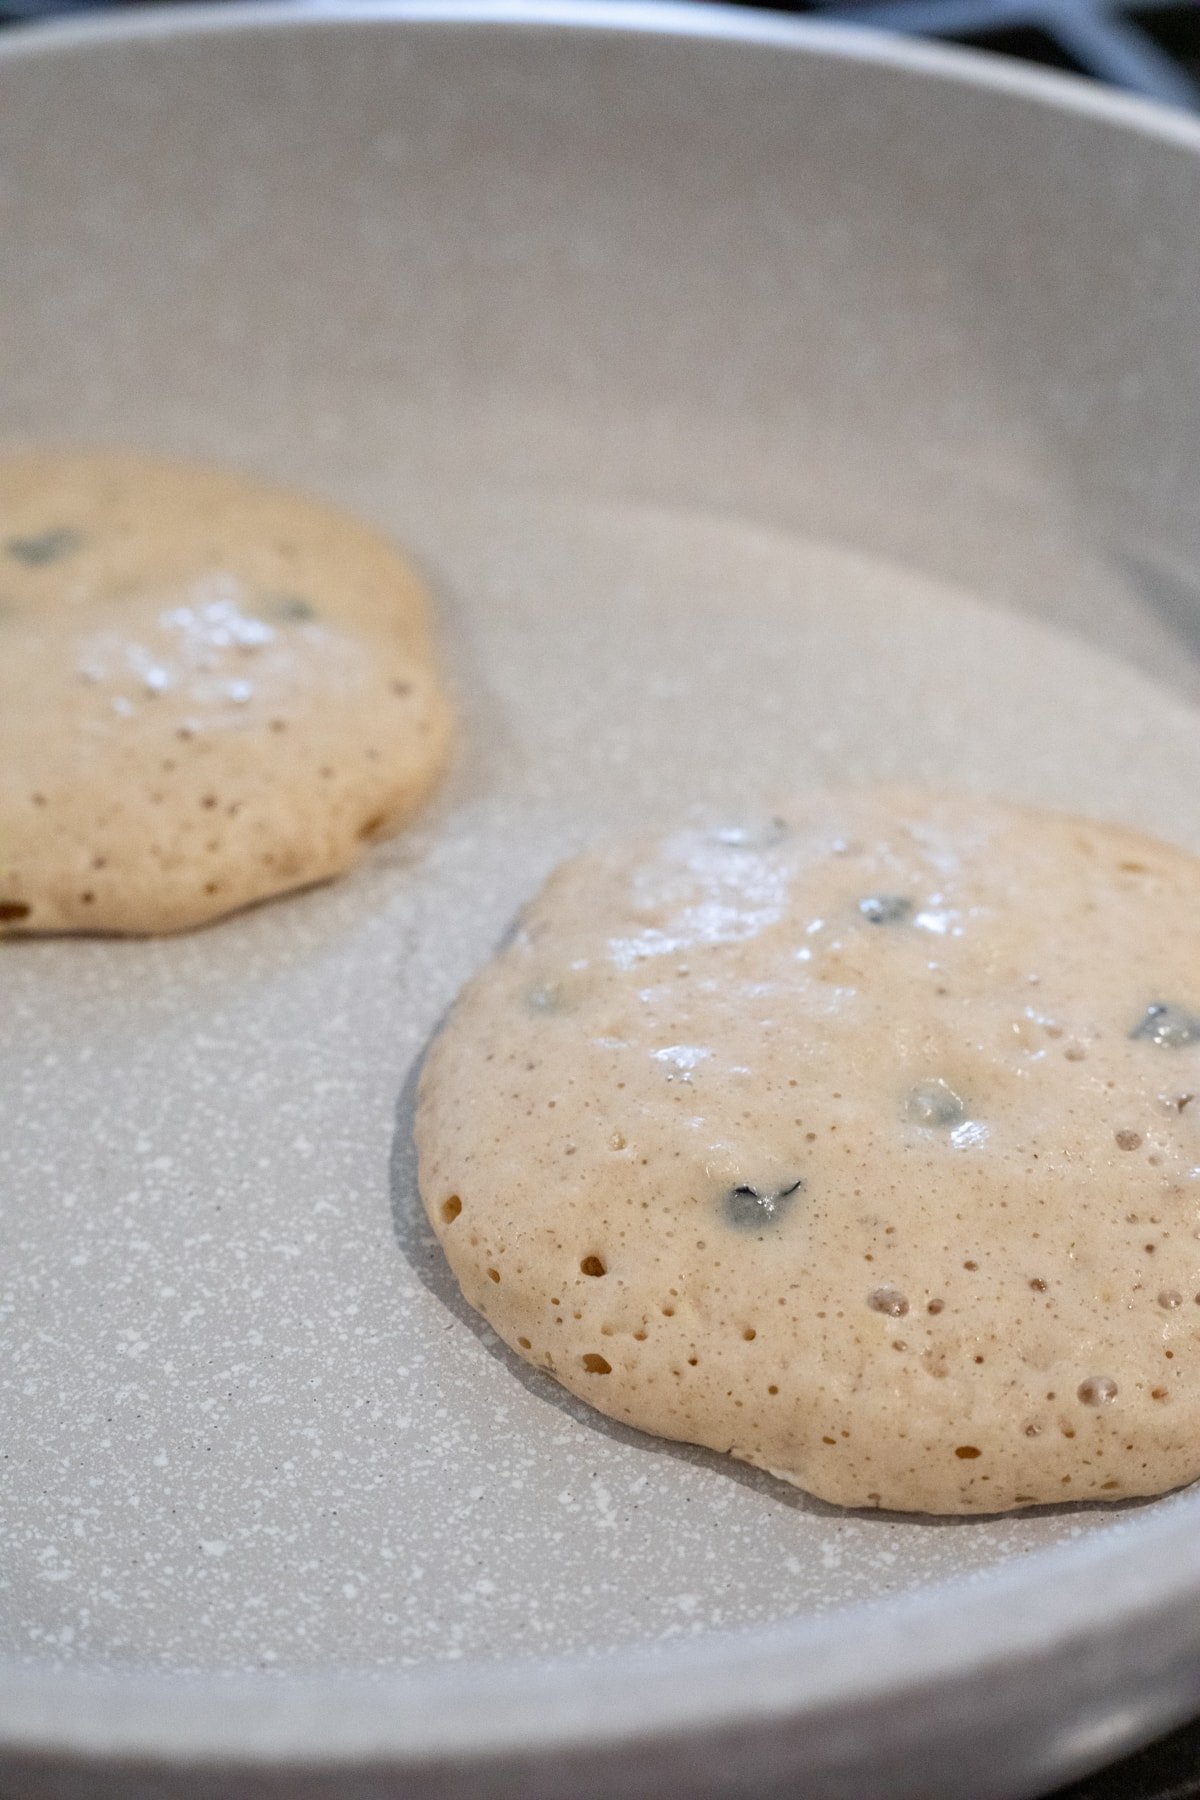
[
  {"xmin": 0, "ymin": 451, "xmax": 452, "ymax": 934},
  {"xmin": 417, "ymin": 791, "xmax": 1200, "ymax": 1514}
]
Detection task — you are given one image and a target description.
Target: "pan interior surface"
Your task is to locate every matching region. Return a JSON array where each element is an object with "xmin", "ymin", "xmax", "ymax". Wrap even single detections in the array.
[{"xmin": 2, "ymin": 0, "xmax": 1200, "ymax": 1705}]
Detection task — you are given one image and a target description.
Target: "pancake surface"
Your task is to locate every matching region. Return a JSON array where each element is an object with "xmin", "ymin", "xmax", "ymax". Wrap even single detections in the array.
[
  {"xmin": 0, "ymin": 450, "xmax": 452, "ymax": 934},
  {"xmin": 417, "ymin": 790, "xmax": 1200, "ymax": 1513}
]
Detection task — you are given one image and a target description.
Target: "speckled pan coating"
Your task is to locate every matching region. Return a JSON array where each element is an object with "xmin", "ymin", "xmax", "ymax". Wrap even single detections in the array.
[{"xmin": 7, "ymin": 489, "xmax": 1200, "ymax": 1666}]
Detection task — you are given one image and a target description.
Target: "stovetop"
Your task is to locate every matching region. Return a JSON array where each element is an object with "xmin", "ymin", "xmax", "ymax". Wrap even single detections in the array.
[
  {"xmin": 1, "ymin": 0, "xmax": 1198, "ymax": 1795},
  {"xmin": 731, "ymin": 0, "xmax": 1200, "ymax": 110}
]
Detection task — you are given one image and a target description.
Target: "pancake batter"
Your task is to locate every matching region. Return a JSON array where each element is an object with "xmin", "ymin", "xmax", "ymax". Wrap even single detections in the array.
[
  {"xmin": 0, "ymin": 450, "xmax": 452, "ymax": 934},
  {"xmin": 417, "ymin": 791, "xmax": 1200, "ymax": 1513}
]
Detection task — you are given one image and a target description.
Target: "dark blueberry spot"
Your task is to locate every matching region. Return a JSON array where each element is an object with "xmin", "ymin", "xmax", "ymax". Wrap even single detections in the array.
[
  {"xmin": 868, "ymin": 1285, "xmax": 909, "ymax": 1317},
  {"xmin": 267, "ymin": 594, "xmax": 318, "ymax": 622},
  {"xmin": 905, "ymin": 1078, "xmax": 967, "ymax": 1128},
  {"xmin": 858, "ymin": 893, "xmax": 913, "ymax": 925},
  {"xmin": 527, "ymin": 980, "xmax": 570, "ymax": 1015},
  {"xmin": 722, "ymin": 1178, "xmax": 804, "ymax": 1231},
  {"xmin": 6, "ymin": 526, "xmax": 82, "ymax": 567},
  {"xmin": 1131, "ymin": 1003, "xmax": 1200, "ymax": 1048}
]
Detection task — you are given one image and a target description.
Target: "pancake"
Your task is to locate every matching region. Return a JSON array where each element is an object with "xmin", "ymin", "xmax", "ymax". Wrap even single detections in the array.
[
  {"xmin": 417, "ymin": 790, "xmax": 1200, "ymax": 1513},
  {"xmin": 0, "ymin": 450, "xmax": 452, "ymax": 934}
]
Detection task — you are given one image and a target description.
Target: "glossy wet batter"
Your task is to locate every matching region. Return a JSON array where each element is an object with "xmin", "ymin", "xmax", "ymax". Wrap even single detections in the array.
[
  {"xmin": 417, "ymin": 790, "xmax": 1200, "ymax": 1513},
  {"xmin": 0, "ymin": 451, "xmax": 452, "ymax": 934}
]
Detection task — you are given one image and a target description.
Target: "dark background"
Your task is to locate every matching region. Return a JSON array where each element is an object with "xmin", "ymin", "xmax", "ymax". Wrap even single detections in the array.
[
  {"xmin": 3, "ymin": 0, "xmax": 1198, "ymax": 1794},
  {"xmin": 724, "ymin": 0, "xmax": 1200, "ymax": 111}
]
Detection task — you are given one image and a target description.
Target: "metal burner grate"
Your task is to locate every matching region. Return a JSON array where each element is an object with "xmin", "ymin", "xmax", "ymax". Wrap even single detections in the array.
[{"xmin": 727, "ymin": 0, "xmax": 1200, "ymax": 105}]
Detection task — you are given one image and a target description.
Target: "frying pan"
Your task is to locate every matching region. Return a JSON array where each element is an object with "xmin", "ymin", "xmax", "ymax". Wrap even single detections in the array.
[{"xmin": 2, "ymin": 5, "xmax": 1200, "ymax": 1794}]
